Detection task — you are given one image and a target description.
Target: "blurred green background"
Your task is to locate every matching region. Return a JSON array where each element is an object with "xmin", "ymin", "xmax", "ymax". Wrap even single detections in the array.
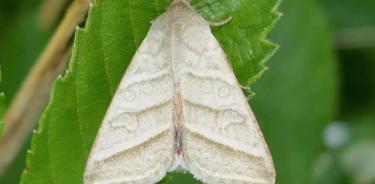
[{"xmin": 0, "ymin": 0, "xmax": 374, "ymax": 183}]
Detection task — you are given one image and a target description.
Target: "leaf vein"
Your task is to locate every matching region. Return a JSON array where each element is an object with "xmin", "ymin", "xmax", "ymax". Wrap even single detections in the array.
[
  {"xmin": 47, "ymin": 104, "xmax": 57, "ymax": 184},
  {"xmin": 127, "ymin": 0, "xmax": 138, "ymax": 46},
  {"xmin": 99, "ymin": 17, "xmax": 115, "ymax": 94},
  {"xmin": 153, "ymin": 0, "xmax": 160, "ymax": 14},
  {"xmin": 75, "ymin": 62, "xmax": 89, "ymax": 150}
]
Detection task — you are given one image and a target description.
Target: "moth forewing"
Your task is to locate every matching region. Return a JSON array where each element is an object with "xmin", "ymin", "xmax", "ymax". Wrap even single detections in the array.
[{"xmin": 84, "ymin": 0, "xmax": 275, "ymax": 184}]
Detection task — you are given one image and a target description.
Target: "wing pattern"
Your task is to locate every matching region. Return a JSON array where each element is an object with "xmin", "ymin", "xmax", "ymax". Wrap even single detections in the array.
[
  {"xmin": 84, "ymin": 1, "xmax": 275, "ymax": 184},
  {"xmin": 176, "ymin": 6, "xmax": 276, "ymax": 183},
  {"xmin": 84, "ymin": 13, "xmax": 176, "ymax": 183}
]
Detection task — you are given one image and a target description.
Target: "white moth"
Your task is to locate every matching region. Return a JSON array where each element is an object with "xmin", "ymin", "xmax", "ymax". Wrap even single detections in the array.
[{"xmin": 84, "ymin": 0, "xmax": 275, "ymax": 183}]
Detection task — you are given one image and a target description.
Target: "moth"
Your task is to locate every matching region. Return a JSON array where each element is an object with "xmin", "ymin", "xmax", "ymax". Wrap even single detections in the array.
[{"xmin": 84, "ymin": 0, "xmax": 275, "ymax": 183}]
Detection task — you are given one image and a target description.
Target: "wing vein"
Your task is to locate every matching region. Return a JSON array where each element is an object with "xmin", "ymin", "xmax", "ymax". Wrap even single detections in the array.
[
  {"xmin": 184, "ymin": 125, "xmax": 263, "ymax": 159},
  {"xmin": 190, "ymin": 161, "xmax": 269, "ymax": 184},
  {"xmin": 95, "ymin": 126, "xmax": 171, "ymax": 161}
]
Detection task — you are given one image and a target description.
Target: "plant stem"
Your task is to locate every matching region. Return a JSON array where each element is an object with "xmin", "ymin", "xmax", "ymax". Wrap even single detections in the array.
[
  {"xmin": 0, "ymin": 0, "xmax": 90, "ymax": 174},
  {"xmin": 38, "ymin": 0, "xmax": 68, "ymax": 29}
]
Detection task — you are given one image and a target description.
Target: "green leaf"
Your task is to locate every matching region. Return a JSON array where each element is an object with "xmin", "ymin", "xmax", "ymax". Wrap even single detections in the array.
[
  {"xmin": 251, "ymin": 0, "xmax": 339, "ymax": 183},
  {"xmin": 21, "ymin": 0, "xmax": 279, "ymax": 183},
  {"xmin": 0, "ymin": 5, "xmax": 52, "ymax": 183}
]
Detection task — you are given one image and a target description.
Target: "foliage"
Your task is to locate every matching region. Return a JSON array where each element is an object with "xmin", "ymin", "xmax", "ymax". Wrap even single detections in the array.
[
  {"xmin": 20, "ymin": 0, "xmax": 280, "ymax": 183},
  {"xmin": 251, "ymin": 0, "xmax": 338, "ymax": 183},
  {"xmin": 0, "ymin": 0, "xmax": 52, "ymax": 182},
  {"xmin": 0, "ymin": 0, "xmax": 374, "ymax": 183}
]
